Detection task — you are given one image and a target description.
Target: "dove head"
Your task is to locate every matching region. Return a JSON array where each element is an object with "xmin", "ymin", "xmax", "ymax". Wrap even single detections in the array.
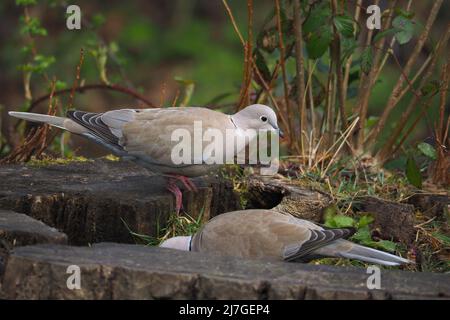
[
  {"xmin": 159, "ymin": 236, "xmax": 191, "ymax": 251},
  {"xmin": 232, "ymin": 104, "xmax": 284, "ymax": 137}
]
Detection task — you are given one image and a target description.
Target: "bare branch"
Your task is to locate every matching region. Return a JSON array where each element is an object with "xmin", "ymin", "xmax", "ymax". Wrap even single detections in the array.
[
  {"xmin": 68, "ymin": 48, "xmax": 85, "ymax": 111},
  {"xmin": 366, "ymin": 0, "xmax": 444, "ymax": 147},
  {"xmin": 275, "ymin": 0, "xmax": 296, "ymax": 151},
  {"xmin": 293, "ymin": 0, "xmax": 306, "ymax": 154},
  {"xmin": 25, "ymin": 83, "xmax": 156, "ymax": 114},
  {"xmin": 376, "ymin": 23, "xmax": 450, "ymax": 163}
]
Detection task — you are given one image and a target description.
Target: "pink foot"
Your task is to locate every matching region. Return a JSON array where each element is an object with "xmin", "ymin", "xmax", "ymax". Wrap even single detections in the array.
[
  {"xmin": 167, "ymin": 179, "xmax": 183, "ymax": 214},
  {"xmin": 166, "ymin": 174, "xmax": 198, "ymax": 192}
]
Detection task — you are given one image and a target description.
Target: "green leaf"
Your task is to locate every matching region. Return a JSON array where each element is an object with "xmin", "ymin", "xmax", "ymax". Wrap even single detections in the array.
[
  {"xmin": 333, "ymin": 15, "xmax": 355, "ymax": 38},
  {"xmin": 351, "ymin": 226, "xmax": 372, "ymax": 245},
  {"xmin": 360, "ymin": 47, "xmax": 373, "ymax": 74},
  {"xmin": 375, "ymin": 240, "xmax": 397, "ymax": 252},
  {"xmin": 417, "ymin": 142, "xmax": 437, "ymax": 160},
  {"xmin": 19, "ymin": 55, "xmax": 55, "ymax": 73},
  {"xmin": 357, "ymin": 215, "xmax": 374, "ymax": 228},
  {"xmin": 352, "ymin": 227, "xmax": 398, "ymax": 252},
  {"xmin": 392, "ymin": 16, "xmax": 415, "ymax": 45},
  {"xmin": 54, "ymin": 80, "xmax": 67, "ymax": 91},
  {"xmin": 394, "ymin": 8, "xmax": 415, "ymax": 19},
  {"xmin": 306, "ymin": 26, "xmax": 332, "ymax": 59},
  {"xmin": 373, "ymin": 28, "xmax": 399, "ymax": 43},
  {"xmin": 326, "ymin": 215, "xmax": 355, "ymax": 228},
  {"xmin": 303, "ymin": 3, "xmax": 331, "ymax": 36},
  {"xmin": 20, "ymin": 16, "xmax": 47, "ymax": 37},
  {"xmin": 406, "ymin": 155, "xmax": 422, "ymax": 188}
]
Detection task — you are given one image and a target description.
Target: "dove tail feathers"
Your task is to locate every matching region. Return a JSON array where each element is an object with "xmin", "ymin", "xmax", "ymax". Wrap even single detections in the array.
[
  {"xmin": 315, "ymin": 240, "xmax": 412, "ymax": 266},
  {"xmin": 8, "ymin": 111, "xmax": 86, "ymax": 133}
]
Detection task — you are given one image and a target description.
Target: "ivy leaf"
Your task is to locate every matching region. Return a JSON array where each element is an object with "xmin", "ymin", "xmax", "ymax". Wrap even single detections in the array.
[
  {"xmin": 392, "ymin": 16, "xmax": 415, "ymax": 45},
  {"xmin": 375, "ymin": 240, "xmax": 397, "ymax": 252},
  {"xmin": 333, "ymin": 15, "xmax": 355, "ymax": 38},
  {"xmin": 360, "ymin": 47, "xmax": 373, "ymax": 74},
  {"xmin": 306, "ymin": 26, "xmax": 332, "ymax": 59},
  {"xmin": 406, "ymin": 155, "xmax": 422, "ymax": 188},
  {"xmin": 417, "ymin": 142, "xmax": 437, "ymax": 160}
]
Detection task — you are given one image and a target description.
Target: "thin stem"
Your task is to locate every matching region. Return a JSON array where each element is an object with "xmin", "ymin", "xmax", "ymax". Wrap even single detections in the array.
[
  {"xmin": 221, "ymin": 0, "xmax": 245, "ymax": 46},
  {"xmin": 376, "ymin": 23, "xmax": 450, "ymax": 163},
  {"xmin": 275, "ymin": 0, "xmax": 295, "ymax": 151},
  {"xmin": 354, "ymin": 0, "xmax": 394, "ymax": 151},
  {"xmin": 372, "ymin": 0, "xmax": 412, "ymax": 82},
  {"xmin": 221, "ymin": 0, "xmax": 291, "ymax": 139},
  {"xmin": 25, "ymin": 83, "xmax": 155, "ymax": 114},
  {"xmin": 367, "ymin": 0, "xmax": 444, "ymax": 147},
  {"xmin": 331, "ymin": 0, "xmax": 347, "ymax": 132},
  {"xmin": 308, "ymin": 60, "xmax": 318, "ymax": 147},
  {"xmin": 68, "ymin": 48, "xmax": 85, "ymax": 111},
  {"xmin": 237, "ymin": 0, "xmax": 254, "ymax": 109},
  {"xmin": 342, "ymin": 0, "xmax": 362, "ymax": 102},
  {"xmin": 293, "ymin": 0, "xmax": 306, "ymax": 156}
]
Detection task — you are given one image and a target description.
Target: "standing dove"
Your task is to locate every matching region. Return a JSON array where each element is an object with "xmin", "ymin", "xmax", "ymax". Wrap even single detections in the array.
[
  {"xmin": 9, "ymin": 105, "xmax": 283, "ymax": 212},
  {"xmin": 160, "ymin": 209, "xmax": 412, "ymax": 266}
]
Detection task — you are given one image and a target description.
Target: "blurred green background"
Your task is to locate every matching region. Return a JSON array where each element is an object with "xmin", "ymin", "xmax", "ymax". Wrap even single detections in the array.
[{"xmin": 0, "ymin": 0, "xmax": 448, "ymax": 159}]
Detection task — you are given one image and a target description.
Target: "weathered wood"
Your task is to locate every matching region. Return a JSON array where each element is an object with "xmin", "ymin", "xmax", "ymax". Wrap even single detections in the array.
[
  {"xmin": 356, "ymin": 196, "xmax": 415, "ymax": 244},
  {"xmin": 1, "ymin": 243, "xmax": 449, "ymax": 299},
  {"xmin": 0, "ymin": 209, "xmax": 68, "ymax": 282},
  {"xmin": 246, "ymin": 175, "xmax": 333, "ymax": 222},
  {"xmin": 0, "ymin": 209, "xmax": 67, "ymax": 248},
  {"xmin": 405, "ymin": 193, "xmax": 449, "ymax": 219},
  {"xmin": 0, "ymin": 160, "xmax": 241, "ymax": 245}
]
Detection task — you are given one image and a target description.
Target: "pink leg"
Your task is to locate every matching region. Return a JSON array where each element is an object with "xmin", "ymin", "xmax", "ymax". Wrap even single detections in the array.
[
  {"xmin": 166, "ymin": 174, "xmax": 198, "ymax": 192},
  {"xmin": 166, "ymin": 179, "xmax": 183, "ymax": 214}
]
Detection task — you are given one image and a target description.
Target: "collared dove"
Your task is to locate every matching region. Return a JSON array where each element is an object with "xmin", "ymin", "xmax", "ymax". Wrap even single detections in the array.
[
  {"xmin": 160, "ymin": 209, "xmax": 412, "ymax": 266},
  {"xmin": 9, "ymin": 104, "xmax": 282, "ymax": 212}
]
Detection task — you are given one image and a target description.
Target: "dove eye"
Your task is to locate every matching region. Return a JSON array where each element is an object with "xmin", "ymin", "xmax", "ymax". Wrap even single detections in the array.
[{"xmin": 260, "ymin": 116, "xmax": 268, "ymax": 122}]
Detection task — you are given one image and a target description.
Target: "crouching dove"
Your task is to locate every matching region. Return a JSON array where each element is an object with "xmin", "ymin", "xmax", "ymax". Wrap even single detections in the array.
[
  {"xmin": 160, "ymin": 209, "xmax": 412, "ymax": 266},
  {"xmin": 9, "ymin": 105, "xmax": 283, "ymax": 213}
]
